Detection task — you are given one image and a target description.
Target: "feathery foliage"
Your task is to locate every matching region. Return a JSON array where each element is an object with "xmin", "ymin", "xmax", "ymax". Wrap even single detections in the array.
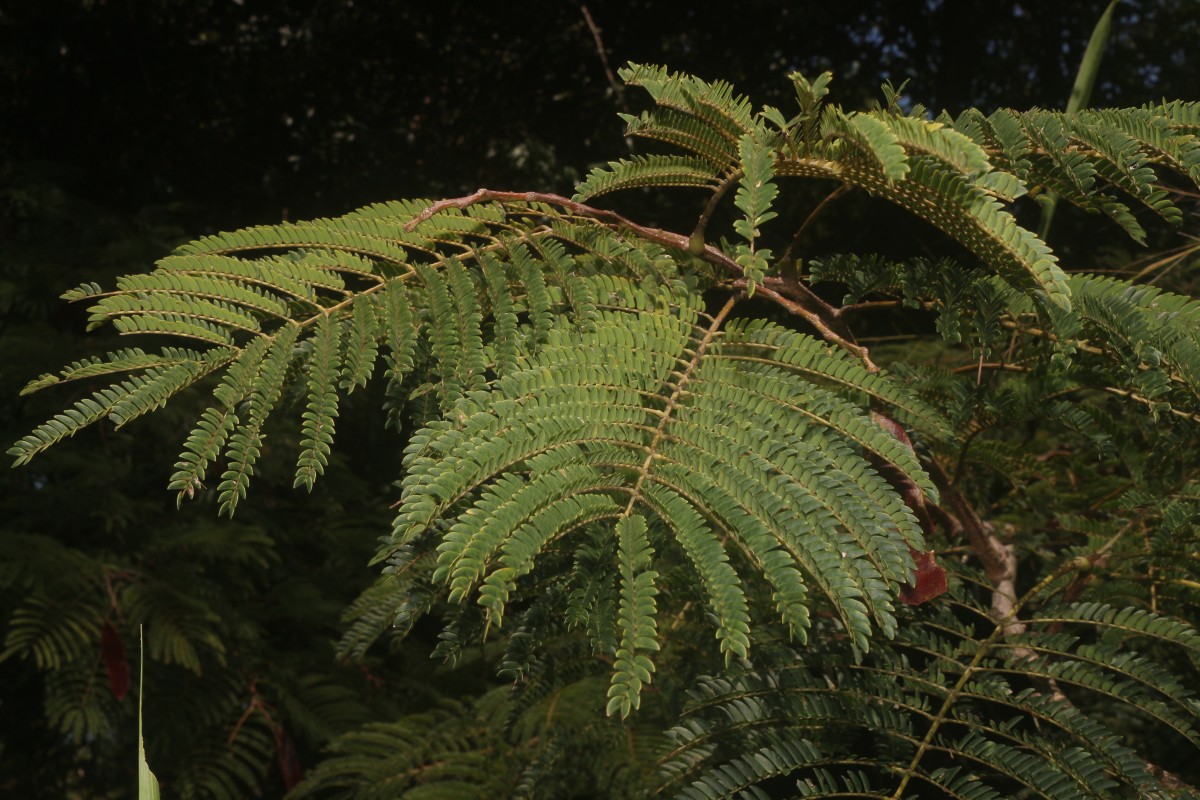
[{"xmin": 9, "ymin": 58, "xmax": 1200, "ymax": 798}]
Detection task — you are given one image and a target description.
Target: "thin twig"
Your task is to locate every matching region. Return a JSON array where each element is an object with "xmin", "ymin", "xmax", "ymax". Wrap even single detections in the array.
[
  {"xmin": 779, "ymin": 183, "xmax": 851, "ymax": 269},
  {"xmin": 726, "ymin": 279, "xmax": 878, "ymax": 371},
  {"xmin": 950, "ymin": 361, "xmax": 1028, "ymax": 375},
  {"xmin": 689, "ymin": 170, "xmax": 743, "ymax": 248},
  {"xmin": 580, "ymin": 6, "xmax": 630, "ymax": 117},
  {"xmin": 839, "ymin": 299, "xmax": 911, "ymax": 314}
]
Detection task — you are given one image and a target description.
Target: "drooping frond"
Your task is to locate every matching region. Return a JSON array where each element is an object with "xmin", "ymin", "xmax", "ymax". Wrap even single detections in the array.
[
  {"xmin": 172, "ymin": 716, "xmax": 275, "ymax": 800},
  {"xmin": 619, "ymin": 107, "xmax": 737, "ymax": 168},
  {"xmin": 605, "ymin": 514, "xmax": 660, "ymax": 718},
  {"xmin": 386, "ymin": 278, "xmax": 941, "ymax": 711},
  {"xmin": 295, "ymin": 314, "xmax": 344, "ymax": 491},
  {"xmin": 579, "ymin": 63, "xmax": 1200, "ymax": 314},
  {"xmin": 290, "ymin": 701, "xmax": 513, "ymax": 800},
  {"xmin": 656, "ymin": 575, "xmax": 1200, "ymax": 799},
  {"xmin": 0, "ymin": 592, "xmax": 105, "ymax": 671},
  {"xmin": 574, "ymin": 154, "xmax": 723, "ymax": 200},
  {"xmin": 9, "ymin": 348, "xmax": 235, "ymax": 467},
  {"xmin": 617, "ymin": 63, "xmax": 756, "ymax": 144},
  {"xmin": 292, "ymin": 669, "xmax": 656, "ymax": 800},
  {"xmin": 10, "ymin": 198, "xmax": 689, "ymax": 505}
]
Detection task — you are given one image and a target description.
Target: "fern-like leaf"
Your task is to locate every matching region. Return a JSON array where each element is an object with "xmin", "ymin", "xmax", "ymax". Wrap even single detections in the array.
[
  {"xmin": 295, "ymin": 314, "xmax": 343, "ymax": 490},
  {"xmin": 387, "ymin": 279, "xmax": 933, "ymax": 675},
  {"xmin": 605, "ymin": 514, "xmax": 660, "ymax": 718},
  {"xmin": 218, "ymin": 325, "xmax": 300, "ymax": 516}
]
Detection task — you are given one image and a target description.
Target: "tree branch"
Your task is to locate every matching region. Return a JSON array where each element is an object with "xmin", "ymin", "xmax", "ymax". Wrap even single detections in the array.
[
  {"xmin": 926, "ymin": 459, "xmax": 1023, "ymax": 637},
  {"xmin": 725, "ymin": 279, "xmax": 877, "ymax": 371},
  {"xmin": 407, "ymin": 190, "xmax": 878, "ymax": 369}
]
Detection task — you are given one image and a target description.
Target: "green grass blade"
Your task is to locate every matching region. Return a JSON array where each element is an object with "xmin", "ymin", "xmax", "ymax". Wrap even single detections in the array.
[
  {"xmin": 1067, "ymin": 0, "xmax": 1119, "ymax": 114},
  {"xmin": 138, "ymin": 626, "xmax": 160, "ymax": 800},
  {"xmin": 1039, "ymin": 0, "xmax": 1120, "ymax": 240}
]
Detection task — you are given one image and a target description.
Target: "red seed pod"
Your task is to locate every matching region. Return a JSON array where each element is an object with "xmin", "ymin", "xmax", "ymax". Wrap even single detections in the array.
[
  {"xmin": 899, "ymin": 547, "xmax": 948, "ymax": 606},
  {"xmin": 274, "ymin": 724, "xmax": 302, "ymax": 789},
  {"xmin": 100, "ymin": 621, "xmax": 130, "ymax": 701}
]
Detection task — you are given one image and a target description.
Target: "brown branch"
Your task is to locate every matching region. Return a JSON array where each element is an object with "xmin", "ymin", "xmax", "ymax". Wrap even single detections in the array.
[
  {"xmin": 759, "ymin": 274, "xmax": 841, "ymax": 317},
  {"xmin": 406, "ymin": 189, "xmax": 725, "ymax": 264},
  {"xmin": 406, "ymin": 190, "xmax": 878, "ymax": 369},
  {"xmin": 757, "ymin": 274, "xmax": 878, "ymax": 372},
  {"xmin": 950, "ymin": 361, "xmax": 1028, "ymax": 375},
  {"xmin": 726, "ymin": 279, "xmax": 877, "ymax": 371},
  {"xmin": 926, "ymin": 460, "xmax": 1023, "ymax": 637},
  {"xmin": 838, "ymin": 299, "xmax": 912, "ymax": 314}
]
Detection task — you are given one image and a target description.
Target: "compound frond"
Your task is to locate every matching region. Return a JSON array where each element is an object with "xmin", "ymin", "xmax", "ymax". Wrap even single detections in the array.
[{"xmin": 385, "ymin": 279, "xmax": 935, "ymax": 706}]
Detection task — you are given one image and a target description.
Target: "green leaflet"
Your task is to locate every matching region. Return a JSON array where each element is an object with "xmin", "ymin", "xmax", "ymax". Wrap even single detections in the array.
[
  {"xmin": 732, "ymin": 132, "xmax": 779, "ymax": 294},
  {"xmin": 115, "ymin": 271, "xmax": 291, "ymax": 318},
  {"xmin": 20, "ymin": 347, "xmax": 213, "ymax": 395},
  {"xmin": 620, "ymin": 107, "xmax": 737, "ymax": 167},
  {"xmin": 605, "ymin": 514, "xmax": 660, "ymax": 718},
  {"xmin": 340, "ymin": 294, "xmax": 380, "ymax": 393},
  {"xmin": 641, "ymin": 482, "xmax": 752, "ymax": 662},
  {"xmin": 617, "ymin": 62, "xmax": 755, "ymax": 143},
  {"xmin": 445, "ymin": 258, "xmax": 487, "ymax": 394},
  {"xmin": 511, "ymin": 243, "xmax": 554, "ymax": 348},
  {"xmin": 829, "ymin": 109, "xmax": 910, "ymax": 182},
  {"xmin": 109, "ymin": 351, "xmax": 235, "ymax": 429},
  {"xmin": 878, "ymin": 113, "xmax": 992, "ymax": 178},
  {"xmin": 380, "ymin": 278, "xmax": 418, "ymax": 380},
  {"xmin": 218, "ymin": 324, "xmax": 300, "ymax": 516},
  {"xmin": 528, "ymin": 236, "xmax": 598, "ymax": 334},
  {"xmin": 168, "ymin": 337, "xmax": 273, "ymax": 502},
  {"xmin": 574, "ymin": 154, "xmax": 720, "ymax": 201},
  {"xmin": 481, "ymin": 255, "xmax": 518, "ymax": 378},
  {"xmin": 88, "ymin": 292, "xmax": 263, "ymax": 336},
  {"xmin": 9, "ymin": 349, "xmax": 234, "ymax": 468},
  {"xmin": 478, "ymin": 492, "xmax": 623, "ymax": 628},
  {"xmin": 415, "ymin": 262, "xmax": 464, "ymax": 408},
  {"xmin": 295, "ymin": 314, "xmax": 343, "ymax": 490}
]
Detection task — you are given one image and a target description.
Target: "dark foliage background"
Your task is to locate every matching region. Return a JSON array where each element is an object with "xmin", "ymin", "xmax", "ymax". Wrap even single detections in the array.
[{"xmin": 1, "ymin": 1, "xmax": 1197, "ymax": 796}]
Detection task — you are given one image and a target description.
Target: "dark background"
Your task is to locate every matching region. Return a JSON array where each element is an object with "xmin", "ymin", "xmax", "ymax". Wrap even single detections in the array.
[
  {"xmin": 4, "ymin": 1, "xmax": 1197, "ymax": 227},
  {"xmin": 1, "ymin": 1, "xmax": 1196, "ymax": 796}
]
